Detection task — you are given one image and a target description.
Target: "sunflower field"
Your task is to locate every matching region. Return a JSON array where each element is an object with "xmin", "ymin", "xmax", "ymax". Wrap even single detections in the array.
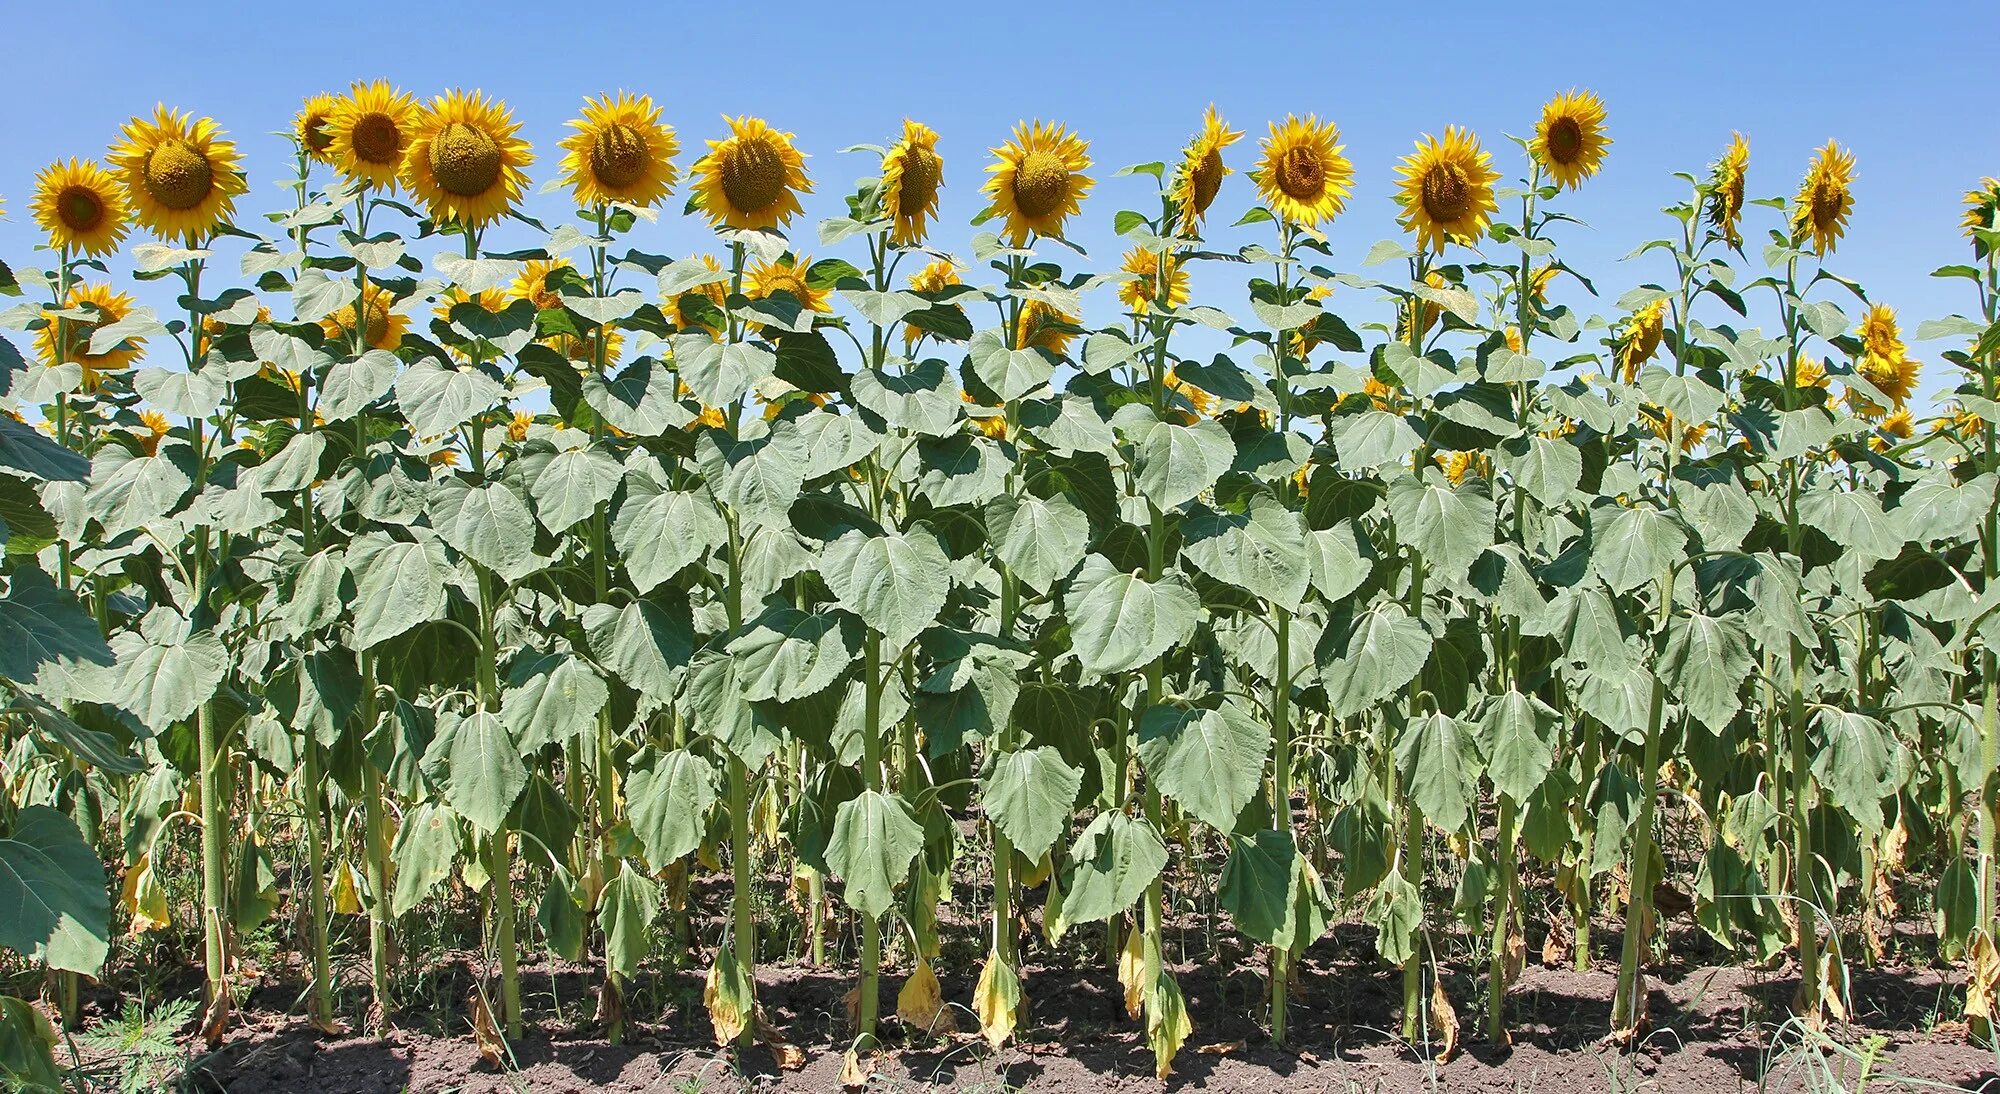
[{"xmin": 0, "ymin": 82, "xmax": 1997, "ymax": 1089}]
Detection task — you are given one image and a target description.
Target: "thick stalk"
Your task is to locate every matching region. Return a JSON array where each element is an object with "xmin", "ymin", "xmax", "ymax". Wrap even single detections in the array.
[
  {"xmin": 1399, "ymin": 554, "xmax": 1427, "ymax": 1044},
  {"xmin": 857, "ymin": 633, "xmax": 885, "ymax": 1041},
  {"xmin": 1613, "ymin": 566, "xmax": 1677, "ymax": 1031},
  {"xmin": 360, "ymin": 653, "xmax": 391, "ymax": 1030},
  {"xmin": 1486, "ymin": 794, "xmax": 1520, "ymax": 1042},
  {"xmin": 1270, "ymin": 607, "xmax": 1292, "ymax": 1044}
]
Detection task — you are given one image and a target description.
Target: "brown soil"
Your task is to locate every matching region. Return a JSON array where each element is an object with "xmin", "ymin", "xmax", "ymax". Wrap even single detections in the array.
[{"xmin": 190, "ymin": 948, "xmax": 2000, "ymax": 1093}]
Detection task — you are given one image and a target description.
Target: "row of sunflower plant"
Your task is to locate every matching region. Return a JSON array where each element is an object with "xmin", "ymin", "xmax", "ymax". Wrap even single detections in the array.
[{"xmin": 0, "ymin": 81, "xmax": 1995, "ymax": 1085}]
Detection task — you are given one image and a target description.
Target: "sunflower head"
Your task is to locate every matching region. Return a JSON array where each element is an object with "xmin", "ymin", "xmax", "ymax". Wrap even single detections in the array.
[
  {"xmin": 135, "ymin": 409, "xmax": 172, "ymax": 456},
  {"xmin": 508, "ymin": 410, "xmax": 535, "ymax": 443},
  {"xmin": 32, "ymin": 158, "xmax": 130, "ymax": 257},
  {"xmin": 328, "ymin": 81, "xmax": 419, "ymax": 190},
  {"xmin": 402, "ymin": 90, "xmax": 534, "ymax": 228},
  {"xmin": 1706, "ymin": 133, "xmax": 1750, "ymax": 248},
  {"xmin": 1394, "ymin": 126, "xmax": 1500, "ymax": 254},
  {"xmin": 548, "ymin": 328, "xmax": 624, "ymax": 366},
  {"xmin": 295, "ymin": 93, "xmax": 339, "ymax": 165},
  {"xmin": 1288, "ymin": 283, "xmax": 1337, "ymax": 358},
  {"xmin": 437, "ymin": 286, "xmax": 509, "ymax": 361},
  {"xmin": 1016, "ymin": 298, "xmax": 1078, "ymax": 357},
  {"xmin": 1173, "ymin": 105, "xmax": 1243, "ymax": 235},
  {"xmin": 961, "ymin": 390, "xmax": 1008, "ymax": 440},
  {"xmin": 1789, "ymin": 353, "xmax": 1830, "ymax": 390},
  {"xmin": 982, "ymin": 120, "xmax": 1093, "ymax": 246},
  {"xmin": 1962, "ymin": 177, "xmax": 2000, "ymax": 257},
  {"xmin": 882, "ymin": 119, "xmax": 944, "ymax": 246},
  {"xmin": 904, "ymin": 259, "xmax": 963, "ymax": 346},
  {"xmin": 36, "ymin": 283, "xmax": 144, "ymax": 389},
  {"xmin": 1854, "ymin": 303, "xmax": 1919, "ymax": 407},
  {"xmin": 1619, "ymin": 299, "xmax": 1669, "ymax": 380},
  {"xmin": 560, "ymin": 91, "xmax": 680, "ymax": 210},
  {"xmin": 1398, "ymin": 272, "xmax": 1449, "ymax": 343},
  {"xmin": 1529, "ymin": 264, "xmax": 1560, "ymax": 303},
  {"xmin": 321, "ymin": 282, "xmax": 409, "ymax": 352},
  {"xmin": 107, "ymin": 105, "xmax": 248, "ymax": 244},
  {"xmin": 746, "ymin": 254, "xmax": 832, "ymax": 317},
  {"xmin": 1434, "ymin": 449, "xmax": 1490, "ymax": 486},
  {"xmin": 1117, "ymin": 247, "xmax": 1189, "ymax": 315},
  {"xmin": 1163, "ymin": 369, "xmax": 1216, "ymax": 422},
  {"xmin": 692, "ymin": 116, "xmax": 812, "ymax": 232},
  {"xmin": 1791, "ymin": 140, "xmax": 1855, "ymax": 257},
  {"xmin": 1869, "ymin": 406, "xmax": 1914, "ymax": 452},
  {"xmin": 511, "ymin": 258, "xmax": 578, "ymax": 312},
  {"xmin": 1253, "ymin": 115, "xmax": 1352, "ymax": 229},
  {"xmin": 1531, "ymin": 90, "xmax": 1611, "ymax": 190},
  {"xmin": 670, "ymin": 254, "xmax": 728, "ymax": 339},
  {"xmin": 1641, "ymin": 405, "xmax": 1707, "ymax": 452}
]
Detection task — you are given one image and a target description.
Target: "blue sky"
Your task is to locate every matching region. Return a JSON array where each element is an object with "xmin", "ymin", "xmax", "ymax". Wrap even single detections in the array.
[{"xmin": 2, "ymin": 1, "xmax": 1991, "ymax": 404}]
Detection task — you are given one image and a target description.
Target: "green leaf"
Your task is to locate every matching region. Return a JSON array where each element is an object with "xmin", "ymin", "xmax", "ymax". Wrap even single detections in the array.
[
  {"xmin": 1589, "ymin": 505, "xmax": 1687, "ymax": 595},
  {"xmin": 824, "ymin": 789, "xmax": 924, "ymax": 919},
  {"xmin": 0, "ymin": 807, "xmax": 109, "ymax": 973},
  {"xmin": 1812, "ymin": 710, "xmax": 1896, "ymax": 832},
  {"xmin": 1395, "ymin": 712, "xmax": 1481, "ymax": 832},
  {"xmin": 439, "ymin": 708, "xmax": 527, "ymax": 836},
  {"xmin": 969, "ymin": 328, "xmax": 1055, "ymax": 400},
  {"xmin": 1387, "ymin": 474, "xmax": 1495, "ymax": 583},
  {"xmin": 1495, "ymin": 435, "xmax": 1582, "ymax": 509},
  {"xmin": 600, "ymin": 860, "xmax": 660, "ymax": 979},
  {"xmin": 527, "ymin": 445, "xmax": 621, "ymax": 535},
  {"xmin": 981, "ymin": 746, "xmax": 1083, "ymax": 860},
  {"xmin": 1659, "ymin": 613, "xmax": 1752, "ymax": 732},
  {"xmin": 390, "ymin": 802, "xmax": 459, "ymax": 916},
  {"xmin": 1218, "ymin": 829, "xmax": 1297, "ymax": 946},
  {"xmin": 850, "ymin": 360, "xmax": 963, "ymax": 436},
  {"xmin": 501, "ymin": 656, "xmax": 608, "ymax": 752},
  {"xmin": 1478, "ymin": 689, "xmax": 1558, "ymax": 804},
  {"xmin": 612, "ymin": 483, "xmax": 727, "ymax": 594},
  {"xmin": 674, "ymin": 335, "xmax": 777, "ymax": 407},
  {"xmin": 584, "ymin": 597, "xmax": 693, "ymax": 697},
  {"xmin": 818, "ymin": 528, "xmax": 951, "ymax": 652},
  {"xmin": 626, "ymin": 748, "xmax": 718, "ymax": 867},
  {"xmin": 1133, "ymin": 418, "xmax": 1235, "ymax": 509},
  {"xmin": 1061, "ymin": 811, "xmax": 1168, "ymax": 925},
  {"xmin": 1332, "ymin": 411, "xmax": 1420, "ymax": 471},
  {"xmin": 1181, "ymin": 496, "xmax": 1311, "ymax": 611},
  {"xmin": 0, "ymin": 567, "xmax": 113, "ymax": 696},
  {"xmin": 110, "ymin": 610, "xmax": 228, "ymax": 733},
  {"xmin": 346, "ymin": 533, "xmax": 449, "ymax": 649},
  {"xmin": 1317, "ymin": 602, "xmax": 1432, "ymax": 718},
  {"xmin": 1063, "ymin": 555, "xmax": 1200, "ymax": 678},
  {"xmin": 986, "ymin": 493, "xmax": 1088, "ymax": 595},
  {"xmin": 695, "ymin": 427, "xmax": 808, "ymax": 531},
  {"xmin": 1136, "ymin": 703, "xmax": 1270, "ymax": 831},
  {"xmin": 726, "ymin": 605, "xmax": 859, "ymax": 703},
  {"xmin": 393, "ymin": 360, "xmax": 504, "ymax": 436},
  {"xmin": 429, "ymin": 478, "xmax": 543, "ymax": 583},
  {"xmin": 0, "ymin": 416, "xmax": 89, "ymax": 482}
]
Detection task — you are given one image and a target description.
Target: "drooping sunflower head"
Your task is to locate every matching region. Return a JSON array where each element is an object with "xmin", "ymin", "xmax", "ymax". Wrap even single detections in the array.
[
  {"xmin": 982, "ymin": 120, "xmax": 1093, "ymax": 246},
  {"xmin": 507, "ymin": 410, "xmax": 536, "ymax": 443},
  {"xmin": 1962, "ymin": 177, "xmax": 2000, "ymax": 257},
  {"xmin": 692, "ymin": 115, "xmax": 812, "ymax": 232},
  {"xmin": 1254, "ymin": 114, "xmax": 1352, "ymax": 229},
  {"xmin": 1854, "ymin": 303, "xmax": 1919, "ymax": 407},
  {"xmin": 31, "ymin": 158, "xmax": 130, "ymax": 257},
  {"xmin": 1619, "ymin": 298, "xmax": 1669, "ymax": 380},
  {"xmin": 1117, "ymin": 247, "xmax": 1189, "ymax": 315},
  {"xmin": 548, "ymin": 327, "xmax": 624, "ymax": 366},
  {"xmin": 1531, "ymin": 89, "xmax": 1611, "ymax": 190},
  {"xmin": 559, "ymin": 91, "xmax": 680, "ymax": 210},
  {"xmin": 510, "ymin": 257, "xmax": 577, "ymax": 313},
  {"xmin": 328, "ymin": 81, "xmax": 419, "ymax": 189},
  {"xmin": 1706, "ymin": 132, "xmax": 1750, "ymax": 248},
  {"xmin": 1642, "ymin": 405, "xmax": 1708, "ymax": 452},
  {"xmin": 904, "ymin": 258, "xmax": 963, "ymax": 346},
  {"xmin": 1504, "ymin": 326, "xmax": 1523, "ymax": 354},
  {"xmin": 1163, "ymin": 369, "xmax": 1216, "ymax": 423},
  {"xmin": 402, "ymin": 89, "xmax": 535, "ymax": 229},
  {"xmin": 1791, "ymin": 140, "xmax": 1855, "ymax": 257},
  {"xmin": 107, "ymin": 105, "xmax": 248, "ymax": 244},
  {"xmin": 882, "ymin": 119, "xmax": 944, "ymax": 246},
  {"xmin": 295, "ymin": 93, "xmax": 339, "ymax": 165},
  {"xmin": 320, "ymin": 282, "xmax": 409, "ymax": 352},
  {"xmin": 671, "ymin": 254, "xmax": 729, "ymax": 339},
  {"xmin": 1016, "ymin": 298, "xmax": 1078, "ymax": 357},
  {"xmin": 1858, "ymin": 303, "xmax": 1906, "ymax": 365},
  {"xmin": 1529, "ymin": 263, "xmax": 1560, "ymax": 303},
  {"xmin": 1869, "ymin": 406, "xmax": 1914, "ymax": 452},
  {"xmin": 1173, "ymin": 105, "xmax": 1243, "ymax": 235},
  {"xmin": 1394, "ymin": 126, "xmax": 1500, "ymax": 254},
  {"xmin": 1398, "ymin": 272, "xmax": 1449, "ymax": 343},
  {"xmin": 1789, "ymin": 353, "xmax": 1830, "ymax": 389},
  {"xmin": 36, "ymin": 283, "xmax": 144, "ymax": 389},
  {"xmin": 746, "ymin": 254, "xmax": 833, "ymax": 317}
]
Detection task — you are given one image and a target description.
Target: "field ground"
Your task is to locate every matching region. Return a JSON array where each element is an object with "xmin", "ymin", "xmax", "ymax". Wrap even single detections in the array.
[{"xmin": 178, "ymin": 944, "xmax": 1999, "ymax": 1092}]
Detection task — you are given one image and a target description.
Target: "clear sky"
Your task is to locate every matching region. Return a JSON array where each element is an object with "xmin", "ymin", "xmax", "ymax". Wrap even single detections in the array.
[{"xmin": 2, "ymin": 1, "xmax": 1991, "ymax": 404}]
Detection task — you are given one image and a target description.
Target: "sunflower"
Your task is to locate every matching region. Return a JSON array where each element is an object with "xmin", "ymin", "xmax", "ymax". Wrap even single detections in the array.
[
  {"xmin": 1789, "ymin": 353, "xmax": 1830, "ymax": 389},
  {"xmin": 1931, "ymin": 402, "xmax": 1984, "ymax": 437},
  {"xmin": 1869, "ymin": 407, "xmax": 1914, "ymax": 453},
  {"xmin": 507, "ymin": 410, "xmax": 536, "ymax": 443},
  {"xmin": 1531, "ymin": 90, "xmax": 1611, "ymax": 190},
  {"xmin": 402, "ymin": 90, "xmax": 534, "ymax": 229},
  {"xmin": 745, "ymin": 254, "xmax": 833, "ymax": 317},
  {"xmin": 671, "ymin": 254, "xmax": 728, "ymax": 338},
  {"xmin": 320, "ymin": 282, "xmax": 409, "ymax": 352},
  {"xmin": 904, "ymin": 259, "xmax": 962, "ymax": 346},
  {"xmin": 1434, "ymin": 449, "xmax": 1490, "ymax": 486},
  {"xmin": 437, "ymin": 286, "xmax": 509, "ymax": 362},
  {"xmin": 1173, "ymin": 105, "xmax": 1243, "ymax": 235},
  {"xmin": 36, "ymin": 283, "xmax": 144, "ymax": 389},
  {"xmin": 1363, "ymin": 376, "xmax": 1404, "ymax": 413},
  {"xmin": 982, "ymin": 120, "xmax": 1093, "ymax": 246},
  {"xmin": 1163, "ymin": 369, "xmax": 1215, "ymax": 421},
  {"xmin": 1289, "ymin": 283, "xmax": 1336, "ymax": 357},
  {"xmin": 1791, "ymin": 140, "xmax": 1855, "ymax": 257},
  {"xmin": 1619, "ymin": 299, "xmax": 1668, "ymax": 380},
  {"xmin": 1253, "ymin": 115, "xmax": 1352, "ymax": 229},
  {"xmin": 1398, "ymin": 272, "xmax": 1449, "ymax": 343},
  {"xmin": 1394, "ymin": 126, "xmax": 1500, "ymax": 254},
  {"xmin": 962, "ymin": 391, "xmax": 1008, "ymax": 440},
  {"xmin": 1963, "ymin": 177, "xmax": 2000, "ymax": 256},
  {"xmin": 1529, "ymin": 264, "xmax": 1559, "ymax": 303},
  {"xmin": 135, "ymin": 410, "xmax": 172, "ymax": 456},
  {"xmin": 1707, "ymin": 133, "xmax": 1750, "ymax": 248},
  {"xmin": 31, "ymin": 158, "xmax": 129, "ymax": 257},
  {"xmin": 1504, "ymin": 327, "xmax": 1523, "ymax": 354},
  {"xmin": 1117, "ymin": 247, "xmax": 1189, "ymax": 314},
  {"xmin": 691, "ymin": 116, "xmax": 812, "ymax": 231},
  {"xmin": 1854, "ymin": 303, "xmax": 1918, "ymax": 407},
  {"xmin": 295, "ymin": 93, "xmax": 339, "ymax": 165},
  {"xmin": 559, "ymin": 91, "xmax": 680, "ymax": 209},
  {"xmin": 1016, "ymin": 298, "xmax": 1077, "ymax": 357},
  {"xmin": 1641, "ymin": 406, "xmax": 1707, "ymax": 452},
  {"xmin": 107, "ymin": 105, "xmax": 247, "ymax": 243},
  {"xmin": 328, "ymin": 81, "xmax": 418, "ymax": 189},
  {"xmin": 691, "ymin": 405, "xmax": 728, "ymax": 430},
  {"xmin": 548, "ymin": 328, "xmax": 624, "ymax": 366},
  {"xmin": 881, "ymin": 119, "xmax": 943, "ymax": 246},
  {"xmin": 510, "ymin": 258, "xmax": 578, "ymax": 312}
]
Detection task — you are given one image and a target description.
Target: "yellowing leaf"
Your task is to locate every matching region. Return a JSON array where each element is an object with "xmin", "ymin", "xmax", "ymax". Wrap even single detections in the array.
[
  {"xmin": 973, "ymin": 948, "xmax": 1019, "ymax": 1051},
  {"xmin": 1116, "ymin": 923, "xmax": 1146, "ymax": 1020},
  {"xmin": 897, "ymin": 957, "xmax": 954, "ymax": 1035},
  {"xmin": 704, "ymin": 943, "xmax": 753, "ymax": 1047},
  {"xmin": 1145, "ymin": 969, "xmax": 1192, "ymax": 1079},
  {"xmin": 469, "ymin": 990, "xmax": 505, "ymax": 1068},
  {"xmin": 1430, "ymin": 974, "xmax": 1459, "ymax": 1061},
  {"xmin": 120, "ymin": 853, "xmax": 169, "ymax": 935},
  {"xmin": 331, "ymin": 860, "xmax": 363, "ymax": 916}
]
